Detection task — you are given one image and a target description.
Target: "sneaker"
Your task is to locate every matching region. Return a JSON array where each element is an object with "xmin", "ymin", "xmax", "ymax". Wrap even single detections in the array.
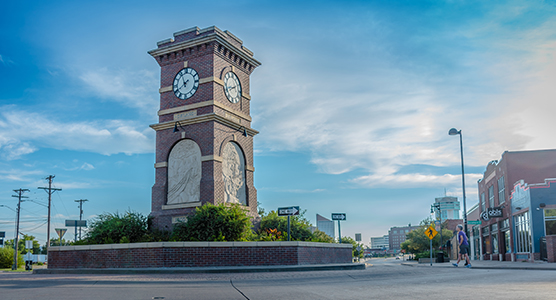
[
  {"xmin": 452, "ymin": 263, "xmax": 458, "ymax": 267},
  {"xmin": 465, "ymin": 264, "xmax": 472, "ymax": 268}
]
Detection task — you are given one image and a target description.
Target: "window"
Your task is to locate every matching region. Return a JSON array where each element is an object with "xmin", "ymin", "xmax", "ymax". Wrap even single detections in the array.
[
  {"xmin": 488, "ymin": 185, "xmax": 495, "ymax": 208},
  {"xmin": 492, "ymin": 233, "xmax": 499, "ymax": 253},
  {"xmin": 498, "ymin": 177, "xmax": 505, "ymax": 204},
  {"xmin": 491, "ymin": 223, "xmax": 498, "ymax": 232},
  {"xmin": 481, "ymin": 193, "xmax": 486, "ymax": 212},
  {"xmin": 500, "ymin": 219, "xmax": 509, "ymax": 230},
  {"xmin": 545, "ymin": 209, "xmax": 556, "ymax": 235},
  {"xmin": 514, "ymin": 212, "xmax": 532, "ymax": 253}
]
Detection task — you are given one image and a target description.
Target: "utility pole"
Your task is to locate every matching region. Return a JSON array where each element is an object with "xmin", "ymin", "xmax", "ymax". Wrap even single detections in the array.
[
  {"xmin": 12, "ymin": 189, "xmax": 29, "ymax": 270},
  {"xmin": 74, "ymin": 199, "xmax": 88, "ymax": 241},
  {"xmin": 38, "ymin": 175, "xmax": 62, "ymax": 252}
]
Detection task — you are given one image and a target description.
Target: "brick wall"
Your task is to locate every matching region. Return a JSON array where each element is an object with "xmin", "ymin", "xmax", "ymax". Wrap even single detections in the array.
[
  {"xmin": 47, "ymin": 242, "xmax": 352, "ymax": 269},
  {"xmin": 546, "ymin": 235, "xmax": 556, "ymax": 263}
]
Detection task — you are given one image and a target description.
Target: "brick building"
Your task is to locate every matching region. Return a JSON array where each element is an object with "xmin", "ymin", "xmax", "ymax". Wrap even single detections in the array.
[
  {"xmin": 477, "ymin": 149, "xmax": 556, "ymax": 261},
  {"xmin": 389, "ymin": 225, "xmax": 420, "ymax": 251}
]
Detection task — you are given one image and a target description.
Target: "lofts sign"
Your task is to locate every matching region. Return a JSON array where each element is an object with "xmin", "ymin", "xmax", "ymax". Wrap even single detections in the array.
[{"xmin": 480, "ymin": 207, "xmax": 503, "ymax": 221}]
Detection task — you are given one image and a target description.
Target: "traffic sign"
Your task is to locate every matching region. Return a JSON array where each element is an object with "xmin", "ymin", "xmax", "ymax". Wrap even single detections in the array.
[
  {"xmin": 331, "ymin": 213, "xmax": 346, "ymax": 221},
  {"xmin": 468, "ymin": 220, "xmax": 481, "ymax": 225},
  {"xmin": 278, "ymin": 206, "xmax": 299, "ymax": 216},
  {"xmin": 55, "ymin": 228, "xmax": 67, "ymax": 239},
  {"xmin": 425, "ymin": 225, "xmax": 438, "ymax": 240}
]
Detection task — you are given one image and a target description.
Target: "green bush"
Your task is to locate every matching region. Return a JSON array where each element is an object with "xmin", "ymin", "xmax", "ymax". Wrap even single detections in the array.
[
  {"xmin": 172, "ymin": 203, "xmax": 252, "ymax": 241},
  {"xmin": 0, "ymin": 247, "xmax": 23, "ymax": 269},
  {"xmin": 83, "ymin": 211, "xmax": 150, "ymax": 244},
  {"xmin": 258, "ymin": 210, "xmax": 313, "ymax": 241}
]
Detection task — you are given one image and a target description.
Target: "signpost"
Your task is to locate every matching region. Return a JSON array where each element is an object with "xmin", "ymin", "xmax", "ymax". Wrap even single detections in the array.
[
  {"xmin": 278, "ymin": 206, "xmax": 300, "ymax": 241},
  {"xmin": 332, "ymin": 213, "xmax": 347, "ymax": 243},
  {"xmin": 425, "ymin": 224, "xmax": 438, "ymax": 266}
]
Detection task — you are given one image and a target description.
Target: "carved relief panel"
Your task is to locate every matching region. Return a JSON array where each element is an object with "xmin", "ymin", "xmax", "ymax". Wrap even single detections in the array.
[
  {"xmin": 167, "ymin": 139, "xmax": 202, "ymax": 204},
  {"xmin": 222, "ymin": 142, "xmax": 246, "ymax": 205}
]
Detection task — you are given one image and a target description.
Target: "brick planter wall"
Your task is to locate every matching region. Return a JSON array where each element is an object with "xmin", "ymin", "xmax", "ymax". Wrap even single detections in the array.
[
  {"xmin": 47, "ymin": 242, "xmax": 352, "ymax": 269},
  {"xmin": 546, "ymin": 235, "xmax": 556, "ymax": 263}
]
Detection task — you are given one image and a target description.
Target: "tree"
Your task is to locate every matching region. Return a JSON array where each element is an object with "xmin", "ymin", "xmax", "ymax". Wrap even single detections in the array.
[
  {"xmin": 401, "ymin": 218, "xmax": 453, "ymax": 255},
  {"xmin": 258, "ymin": 210, "xmax": 313, "ymax": 241},
  {"xmin": 172, "ymin": 203, "xmax": 252, "ymax": 241},
  {"xmin": 4, "ymin": 235, "xmax": 41, "ymax": 254}
]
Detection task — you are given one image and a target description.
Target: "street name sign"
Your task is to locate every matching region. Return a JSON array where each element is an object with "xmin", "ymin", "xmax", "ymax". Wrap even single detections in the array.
[
  {"xmin": 468, "ymin": 220, "xmax": 481, "ymax": 225},
  {"xmin": 278, "ymin": 206, "xmax": 299, "ymax": 216},
  {"xmin": 65, "ymin": 220, "xmax": 87, "ymax": 227},
  {"xmin": 331, "ymin": 213, "xmax": 346, "ymax": 221},
  {"xmin": 425, "ymin": 225, "xmax": 438, "ymax": 240}
]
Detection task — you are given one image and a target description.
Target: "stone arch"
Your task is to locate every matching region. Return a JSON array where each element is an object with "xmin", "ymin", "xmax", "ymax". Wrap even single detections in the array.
[
  {"xmin": 221, "ymin": 141, "xmax": 246, "ymax": 205},
  {"xmin": 167, "ymin": 139, "xmax": 202, "ymax": 205}
]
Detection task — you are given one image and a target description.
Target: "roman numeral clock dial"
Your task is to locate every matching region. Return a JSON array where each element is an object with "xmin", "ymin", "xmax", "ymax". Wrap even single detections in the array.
[
  {"xmin": 224, "ymin": 71, "xmax": 242, "ymax": 103},
  {"xmin": 173, "ymin": 67, "xmax": 199, "ymax": 100}
]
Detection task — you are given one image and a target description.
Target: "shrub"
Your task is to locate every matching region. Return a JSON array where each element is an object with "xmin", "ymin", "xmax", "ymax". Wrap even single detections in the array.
[
  {"xmin": 258, "ymin": 210, "xmax": 313, "ymax": 241},
  {"xmin": 0, "ymin": 247, "xmax": 23, "ymax": 269},
  {"xmin": 84, "ymin": 211, "xmax": 150, "ymax": 244},
  {"xmin": 172, "ymin": 203, "xmax": 252, "ymax": 241}
]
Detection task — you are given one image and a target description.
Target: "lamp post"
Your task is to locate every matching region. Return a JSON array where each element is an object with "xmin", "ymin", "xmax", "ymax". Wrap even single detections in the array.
[{"xmin": 449, "ymin": 128, "xmax": 468, "ymax": 237}]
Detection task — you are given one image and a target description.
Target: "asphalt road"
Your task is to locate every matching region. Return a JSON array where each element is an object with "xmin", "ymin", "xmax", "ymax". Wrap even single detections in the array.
[{"xmin": 2, "ymin": 258, "xmax": 555, "ymax": 300}]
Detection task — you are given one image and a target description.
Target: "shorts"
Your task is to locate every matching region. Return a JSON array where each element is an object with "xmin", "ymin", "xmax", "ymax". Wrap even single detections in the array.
[{"xmin": 459, "ymin": 244, "xmax": 470, "ymax": 255}]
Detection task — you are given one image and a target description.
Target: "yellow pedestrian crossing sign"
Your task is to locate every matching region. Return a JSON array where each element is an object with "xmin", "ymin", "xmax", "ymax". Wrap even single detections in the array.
[{"xmin": 425, "ymin": 225, "xmax": 438, "ymax": 240}]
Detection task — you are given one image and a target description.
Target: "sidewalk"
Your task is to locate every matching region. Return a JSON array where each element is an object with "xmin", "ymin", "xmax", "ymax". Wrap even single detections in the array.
[{"xmin": 401, "ymin": 259, "xmax": 556, "ymax": 270}]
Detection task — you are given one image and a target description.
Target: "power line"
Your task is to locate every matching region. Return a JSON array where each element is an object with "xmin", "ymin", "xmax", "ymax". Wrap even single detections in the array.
[
  {"xmin": 38, "ymin": 175, "xmax": 62, "ymax": 251},
  {"xmin": 75, "ymin": 199, "xmax": 88, "ymax": 240},
  {"xmin": 12, "ymin": 188, "xmax": 29, "ymax": 270}
]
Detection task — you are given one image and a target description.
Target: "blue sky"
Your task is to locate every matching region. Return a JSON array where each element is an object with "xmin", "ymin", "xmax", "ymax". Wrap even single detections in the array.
[{"xmin": 1, "ymin": 0, "xmax": 556, "ymax": 246}]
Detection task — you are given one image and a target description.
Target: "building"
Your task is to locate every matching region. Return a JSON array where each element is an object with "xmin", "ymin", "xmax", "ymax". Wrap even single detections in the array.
[
  {"xmin": 370, "ymin": 235, "xmax": 389, "ymax": 250},
  {"xmin": 316, "ymin": 214, "xmax": 335, "ymax": 239},
  {"xmin": 477, "ymin": 149, "xmax": 556, "ymax": 261},
  {"xmin": 148, "ymin": 26, "xmax": 261, "ymax": 229},
  {"xmin": 467, "ymin": 203, "xmax": 481, "ymax": 260},
  {"xmin": 433, "ymin": 196, "xmax": 461, "ymax": 220},
  {"xmin": 389, "ymin": 225, "xmax": 420, "ymax": 251}
]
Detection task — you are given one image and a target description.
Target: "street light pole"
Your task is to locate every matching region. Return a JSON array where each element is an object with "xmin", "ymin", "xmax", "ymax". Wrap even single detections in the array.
[{"xmin": 449, "ymin": 128, "xmax": 468, "ymax": 237}]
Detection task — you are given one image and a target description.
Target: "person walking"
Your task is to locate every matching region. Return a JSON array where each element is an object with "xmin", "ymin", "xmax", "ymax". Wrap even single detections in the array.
[{"xmin": 453, "ymin": 224, "xmax": 472, "ymax": 268}]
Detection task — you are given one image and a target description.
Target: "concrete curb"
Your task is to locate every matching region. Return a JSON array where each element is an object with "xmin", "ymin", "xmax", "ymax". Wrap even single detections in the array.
[
  {"xmin": 400, "ymin": 262, "xmax": 556, "ymax": 271},
  {"xmin": 33, "ymin": 263, "xmax": 366, "ymax": 275}
]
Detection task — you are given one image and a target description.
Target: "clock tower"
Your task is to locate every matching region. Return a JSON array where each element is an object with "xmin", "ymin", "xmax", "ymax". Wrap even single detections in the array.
[{"xmin": 148, "ymin": 26, "xmax": 261, "ymax": 230}]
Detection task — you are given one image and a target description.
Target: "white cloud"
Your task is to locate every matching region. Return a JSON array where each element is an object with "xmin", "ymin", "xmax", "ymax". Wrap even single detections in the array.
[
  {"xmin": 251, "ymin": 3, "xmax": 556, "ymax": 189},
  {"xmin": 78, "ymin": 68, "xmax": 159, "ymax": 114},
  {"xmin": 0, "ymin": 107, "xmax": 154, "ymax": 159}
]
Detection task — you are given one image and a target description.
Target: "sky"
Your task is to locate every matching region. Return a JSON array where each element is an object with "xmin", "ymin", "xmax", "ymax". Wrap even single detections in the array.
[{"xmin": 1, "ymin": 0, "xmax": 556, "ymax": 246}]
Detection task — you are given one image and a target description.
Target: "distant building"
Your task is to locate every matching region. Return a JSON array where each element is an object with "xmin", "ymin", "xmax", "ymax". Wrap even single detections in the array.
[
  {"xmin": 389, "ymin": 225, "xmax": 420, "ymax": 251},
  {"xmin": 370, "ymin": 235, "xmax": 389, "ymax": 250},
  {"xmin": 316, "ymin": 214, "xmax": 335, "ymax": 239},
  {"xmin": 434, "ymin": 196, "xmax": 461, "ymax": 220}
]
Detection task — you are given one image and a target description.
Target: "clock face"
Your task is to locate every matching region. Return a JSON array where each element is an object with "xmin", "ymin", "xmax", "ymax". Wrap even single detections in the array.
[
  {"xmin": 224, "ymin": 72, "xmax": 242, "ymax": 104},
  {"xmin": 173, "ymin": 68, "xmax": 199, "ymax": 100}
]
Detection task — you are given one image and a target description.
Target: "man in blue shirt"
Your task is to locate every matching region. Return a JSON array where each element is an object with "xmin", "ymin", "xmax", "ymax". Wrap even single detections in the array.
[{"xmin": 453, "ymin": 224, "xmax": 472, "ymax": 268}]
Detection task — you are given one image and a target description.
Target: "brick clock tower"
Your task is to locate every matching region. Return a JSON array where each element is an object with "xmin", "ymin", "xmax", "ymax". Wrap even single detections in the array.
[{"xmin": 148, "ymin": 26, "xmax": 261, "ymax": 230}]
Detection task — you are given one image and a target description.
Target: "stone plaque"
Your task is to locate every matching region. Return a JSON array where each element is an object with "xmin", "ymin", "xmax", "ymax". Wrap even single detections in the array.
[
  {"xmin": 222, "ymin": 142, "xmax": 246, "ymax": 205},
  {"xmin": 167, "ymin": 139, "xmax": 201, "ymax": 204},
  {"xmin": 174, "ymin": 110, "xmax": 197, "ymax": 121}
]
